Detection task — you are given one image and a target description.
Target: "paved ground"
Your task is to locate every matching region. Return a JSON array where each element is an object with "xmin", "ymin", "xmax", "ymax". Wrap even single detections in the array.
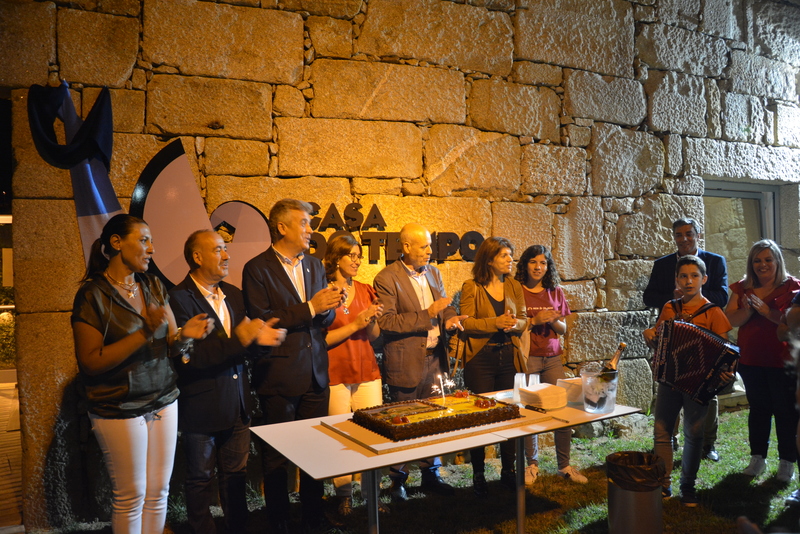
[{"xmin": 0, "ymin": 382, "xmax": 21, "ymax": 530}]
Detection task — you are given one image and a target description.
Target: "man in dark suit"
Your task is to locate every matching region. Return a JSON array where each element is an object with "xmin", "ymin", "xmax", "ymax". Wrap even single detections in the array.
[
  {"xmin": 169, "ymin": 229, "xmax": 286, "ymax": 534},
  {"xmin": 242, "ymin": 199, "xmax": 343, "ymax": 534},
  {"xmin": 643, "ymin": 218, "xmax": 728, "ymax": 310},
  {"xmin": 374, "ymin": 223, "xmax": 467, "ymax": 501},
  {"xmin": 643, "ymin": 217, "xmax": 729, "ymax": 462}
]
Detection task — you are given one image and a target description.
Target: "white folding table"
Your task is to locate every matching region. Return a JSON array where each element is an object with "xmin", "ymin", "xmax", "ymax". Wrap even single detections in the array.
[{"xmin": 251, "ymin": 400, "xmax": 640, "ymax": 534}]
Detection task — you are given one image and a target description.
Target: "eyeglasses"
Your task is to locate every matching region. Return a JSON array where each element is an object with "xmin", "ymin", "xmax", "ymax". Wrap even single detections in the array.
[{"xmin": 344, "ymin": 253, "xmax": 363, "ymax": 262}]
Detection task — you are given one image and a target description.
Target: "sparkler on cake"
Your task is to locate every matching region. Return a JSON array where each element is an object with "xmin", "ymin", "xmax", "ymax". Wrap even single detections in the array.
[{"xmin": 519, "ymin": 383, "xmax": 567, "ymax": 411}]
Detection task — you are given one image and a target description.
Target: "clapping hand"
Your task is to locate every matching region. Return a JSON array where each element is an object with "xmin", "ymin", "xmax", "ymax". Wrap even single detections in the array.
[
  {"xmin": 142, "ymin": 302, "xmax": 168, "ymax": 336},
  {"xmin": 182, "ymin": 313, "xmax": 213, "ymax": 340},
  {"xmin": 530, "ymin": 309, "xmax": 562, "ymax": 327},
  {"xmin": 445, "ymin": 314, "xmax": 468, "ymax": 331},
  {"xmin": 256, "ymin": 317, "xmax": 286, "ymax": 347},
  {"xmin": 427, "ymin": 297, "xmax": 452, "ymax": 319},
  {"xmin": 747, "ymin": 294, "xmax": 769, "ymax": 317},
  {"xmin": 357, "ymin": 298, "xmax": 384, "ymax": 327},
  {"xmin": 311, "ymin": 286, "xmax": 345, "ymax": 313},
  {"xmin": 496, "ymin": 310, "xmax": 517, "ymax": 332}
]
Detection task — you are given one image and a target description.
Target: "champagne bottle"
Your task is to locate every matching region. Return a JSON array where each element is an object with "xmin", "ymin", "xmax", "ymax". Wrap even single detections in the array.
[
  {"xmin": 599, "ymin": 342, "xmax": 626, "ymax": 382},
  {"xmin": 604, "ymin": 342, "xmax": 627, "ymax": 372}
]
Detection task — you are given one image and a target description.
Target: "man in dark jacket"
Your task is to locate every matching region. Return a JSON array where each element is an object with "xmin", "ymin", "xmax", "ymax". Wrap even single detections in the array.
[
  {"xmin": 170, "ymin": 229, "xmax": 285, "ymax": 534},
  {"xmin": 242, "ymin": 199, "xmax": 343, "ymax": 534}
]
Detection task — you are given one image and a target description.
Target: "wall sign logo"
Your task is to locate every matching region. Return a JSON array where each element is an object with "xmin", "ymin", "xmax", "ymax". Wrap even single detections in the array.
[
  {"xmin": 308, "ymin": 202, "xmax": 484, "ymax": 262},
  {"xmin": 131, "ymin": 140, "xmax": 485, "ymax": 288}
]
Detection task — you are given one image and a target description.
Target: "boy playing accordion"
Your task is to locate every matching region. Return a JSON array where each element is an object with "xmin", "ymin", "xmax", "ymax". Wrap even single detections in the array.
[{"xmin": 643, "ymin": 255, "xmax": 734, "ymax": 507}]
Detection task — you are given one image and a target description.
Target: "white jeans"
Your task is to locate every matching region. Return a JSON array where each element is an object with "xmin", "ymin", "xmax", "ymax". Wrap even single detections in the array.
[
  {"xmin": 328, "ymin": 379, "xmax": 383, "ymax": 497},
  {"xmin": 89, "ymin": 400, "xmax": 178, "ymax": 533}
]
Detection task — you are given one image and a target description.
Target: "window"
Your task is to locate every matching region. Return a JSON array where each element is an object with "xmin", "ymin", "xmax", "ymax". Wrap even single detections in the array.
[{"xmin": 703, "ymin": 180, "xmax": 780, "ymax": 286}]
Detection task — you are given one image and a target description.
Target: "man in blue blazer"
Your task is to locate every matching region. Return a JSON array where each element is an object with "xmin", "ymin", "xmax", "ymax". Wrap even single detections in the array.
[
  {"xmin": 242, "ymin": 199, "xmax": 343, "ymax": 534},
  {"xmin": 170, "ymin": 229, "xmax": 286, "ymax": 534},
  {"xmin": 643, "ymin": 217, "xmax": 729, "ymax": 462},
  {"xmin": 643, "ymin": 218, "xmax": 728, "ymax": 310}
]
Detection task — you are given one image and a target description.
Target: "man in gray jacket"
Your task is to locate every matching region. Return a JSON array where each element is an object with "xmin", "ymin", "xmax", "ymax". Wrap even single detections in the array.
[{"xmin": 374, "ymin": 223, "xmax": 467, "ymax": 500}]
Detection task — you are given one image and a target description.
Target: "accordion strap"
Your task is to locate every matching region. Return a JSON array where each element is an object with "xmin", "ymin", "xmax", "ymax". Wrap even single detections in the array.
[{"xmin": 669, "ymin": 299, "xmax": 719, "ymax": 322}]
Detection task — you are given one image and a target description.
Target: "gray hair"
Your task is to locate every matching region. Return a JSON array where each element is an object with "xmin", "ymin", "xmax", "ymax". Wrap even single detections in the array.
[{"xmin": 268, "ymin": 198, "xmax": 314, "ymax": 241}]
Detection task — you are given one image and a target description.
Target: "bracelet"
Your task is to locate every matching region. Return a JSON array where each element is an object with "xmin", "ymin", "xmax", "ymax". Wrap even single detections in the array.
[{"xmin": 172, "ymin": 327, "xmax": 194, "ymax": 363}]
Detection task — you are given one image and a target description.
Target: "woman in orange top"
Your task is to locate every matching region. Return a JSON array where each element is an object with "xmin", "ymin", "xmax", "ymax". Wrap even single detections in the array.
[{"xmin": 323, "ymin": 234, "xmax": 384, "ymax": 515}]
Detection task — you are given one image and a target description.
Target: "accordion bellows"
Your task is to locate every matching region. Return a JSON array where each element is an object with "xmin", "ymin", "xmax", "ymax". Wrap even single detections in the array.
[
  {"xmin": 653, "ymin": 320, "xmax": 740, "ymax": 405},
  {"xmin": 520, "ymin": 384, "xmax": 567, "ymax": 411}
]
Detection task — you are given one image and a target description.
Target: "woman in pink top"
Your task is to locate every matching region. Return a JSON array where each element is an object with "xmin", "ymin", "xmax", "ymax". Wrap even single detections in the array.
[
  {"xmin": 323, "ymin": 234, "xmax": 384, "ymax": 516},
  {"xmin": 725, "ymin": 239, "xmax": 800, "ymax": 482},
  {"xmin": 515, "ymin": 245, "xmax": 587, "ymax": 486}
]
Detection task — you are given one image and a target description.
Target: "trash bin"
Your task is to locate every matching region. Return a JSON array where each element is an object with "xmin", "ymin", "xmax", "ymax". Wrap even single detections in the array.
[{"xmin": 606, "ymin": 451, "xmax": 666, "ymax": 534}]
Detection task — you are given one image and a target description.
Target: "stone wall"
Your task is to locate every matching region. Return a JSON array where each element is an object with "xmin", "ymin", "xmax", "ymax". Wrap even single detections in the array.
[{"xmin": 3, "ymin": 0, "xmax": 800, "ymax": 528}]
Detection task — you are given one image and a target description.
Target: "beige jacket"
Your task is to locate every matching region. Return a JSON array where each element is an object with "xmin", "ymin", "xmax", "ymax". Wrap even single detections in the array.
[{"xmin": 458, "ymin": 277, "xmax": 528, "ymax": 373}]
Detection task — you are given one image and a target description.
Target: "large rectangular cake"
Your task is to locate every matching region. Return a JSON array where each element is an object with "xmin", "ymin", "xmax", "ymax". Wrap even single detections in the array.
[{"xmin": 351, "ymin": 392, "xmax": 520, "ymax": 441}]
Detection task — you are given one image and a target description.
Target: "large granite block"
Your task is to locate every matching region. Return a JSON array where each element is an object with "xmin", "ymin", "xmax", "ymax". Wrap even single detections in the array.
[
  {"xmin": 311, "ymin": 59, "xmax": 465, "ymax": 123},
  {"xmin": 515, "ymin": 0, "xmax": 634, "ymax": 78},
  {"xmin": 553, "ymin": 196, "xmax": 604, "ymax": 280},
  {"xmin": 82, "ymin": 88, "xmax": 145, "ymax": 134},
  {"xmin": 722, "ymin": 93, "xmax": 769, "ymax": 145},
  {"xmin": 754, "ymin": 1, "xmax": 800, "ymax": 68},
  {"xmin": 17, "ymin": 312, "xmax": 80, "ymax": 530},
  {"xmin": 357, "ymin": 0, "xmax": 513, "ymax": 75},
  {"xmin": 205, "ymin": 176, "xmax": 351, "ymax": 219},
  {"xmin": 685, "ymin": 138, "xmax": 800, "ymax": 182},
  {"xmin": 469, "ymin": 79, "xmax": 560, "ymax": 140},
  {"xmin": 143, "ymin": 0, "xmax": 303, "ymax": 84},
  {"xmin": 306, "ymin": 15, "xmax": 353, "ymax": 59},
  {"xmin": 564, "ymin": 69, "xmax": 646, "ymax": 126},
  {"xmin": 491, "ymin": 202, "xmax": 553, "ymax": 254},
  {"xmin": 204, "ymin": 138, "xmax": 272, "ymax": 176},
  {"xmin": 645, "ymin": 71, "xmax": 707, "ymax": 137},
  {"xmin": 589, "ymin": 123, "xmax": 663, "ymax": 197},
  {"xmin": 12, "ymin": 200, "xmax": 85, "ymax": 313},
  {"xmin": 617, "ymin": 195, "xmax": 704, "ymax": 257},
  {"xmin": 0, "ymin": 1, "xmax": 55, "ymax": 88},
  {"xmin": 521, "ymin": 144, "xmax": 587, "ymax": 196},
  {"xmin": 564, "ymin": 310, "xmax": 651, "ymax": 363},
  {"xmin": 276, "ymin": 118, "xmax": 422, "ymax": 178},
  {"xmin": 147, "ymin": 75, "xmax": 272, "ymax": 140},
  {"xmin": 58, "ymin": 8, "xmax": 139, "ymax": 87},
  {"xmin": 724, "ymin": 50, "xmax": 798, "ymax": 100},
  {"xmin": 636, "ymin": 22, "xmax": 728, "ymax": 77},
  {"xmin": 425, "ymin": 125, "xmax": 520, "ymax": 198}
]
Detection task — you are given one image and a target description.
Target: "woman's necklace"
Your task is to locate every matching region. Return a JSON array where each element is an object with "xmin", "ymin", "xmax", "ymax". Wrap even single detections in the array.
[
  {"xmin": 105, "ymin": 270, "xmax": 138, "ymax": 299},
  {"xmin": 337, "ymin": 279, "xmax": 354, "ymax": 314}
]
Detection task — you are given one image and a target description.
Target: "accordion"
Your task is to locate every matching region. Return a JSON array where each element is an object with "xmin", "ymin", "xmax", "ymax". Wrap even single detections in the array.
[{"xmin": 653, "ymin": 320, "xmax": 740, "ymax": 405}]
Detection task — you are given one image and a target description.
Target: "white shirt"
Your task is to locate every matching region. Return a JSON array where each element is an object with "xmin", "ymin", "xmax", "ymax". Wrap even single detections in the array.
[
  {"xmin": 190, "ymin": 274, "xmax": 231, "ymax": 337},
  {"xmin": 273, "ymin": 247, "xmax": 316, "ymax": 316},
  {"xmin": 401, "ymin": 260, "xmax": 440, "ymax": 349}
]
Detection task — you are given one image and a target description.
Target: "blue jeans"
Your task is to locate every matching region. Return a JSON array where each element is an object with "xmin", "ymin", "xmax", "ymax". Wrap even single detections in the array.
[
  {"xmin": 654, "ymin": 383, "xmax": 709, "ymax": 492},
  {"xmin": 525, "ymin": 356, "xmax": 572, "ymax": 470},
  {"xmin": 183, "ymin": 415, "xmax": 251, "ymax": 534}
]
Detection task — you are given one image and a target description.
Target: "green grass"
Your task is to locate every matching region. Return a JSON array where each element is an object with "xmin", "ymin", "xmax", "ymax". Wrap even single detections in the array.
[{"xmin": 71, "ymin": 408, "xmax": 800, "ymax": 533}]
